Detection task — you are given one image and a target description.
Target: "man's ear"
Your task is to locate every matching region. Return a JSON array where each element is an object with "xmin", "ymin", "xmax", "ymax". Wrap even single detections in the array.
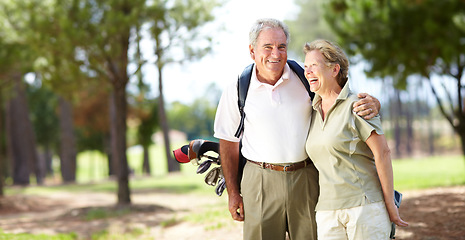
[
  {"xmin": 332, "ymin": 64, "xmax": 340, "ymax": 77},
  {"xmin": 249, "ymin": 45, "xmax": 255, "ymax": 60}
]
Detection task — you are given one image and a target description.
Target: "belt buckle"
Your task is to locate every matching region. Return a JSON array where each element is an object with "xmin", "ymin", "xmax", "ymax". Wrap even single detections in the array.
[{"xmin": 283, "ymin": 164, "xmax": 292, "ymax": 172}]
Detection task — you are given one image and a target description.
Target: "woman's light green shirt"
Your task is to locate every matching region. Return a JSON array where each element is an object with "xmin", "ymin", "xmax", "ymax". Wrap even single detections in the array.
[{"xmin": 305, "ymin": 83, "xmax": 384, "ymax": 211}]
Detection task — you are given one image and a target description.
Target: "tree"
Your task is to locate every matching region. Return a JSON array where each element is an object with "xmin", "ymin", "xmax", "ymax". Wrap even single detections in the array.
[
  {"xmin": 133, "ymin": 98, "xmax": 159, "ymax": 175},
  {"xmin": 130, "ymin": 23, "xmax": 158, "ymax": 175},
  {"xmin": 0, "ymin": 81, "xmax": 6, "ymax": 197},
  {"xmin": 6, "ymin": 76, "xmax": 42, "ymax": 185},
  {"xmin": 0, "ymin": 2, "xmax": 44, "ymax": 185},
  {"xmin": 1, "ymin": 0, "xmax": 222, "ymax": 201},
  {"xmin": 70, "ymin": 0, "xmax": 144, "ymax": 204},
  {"xmin": 1, "ymin": 0, "xmax": 82, "ymax": 185},
  {"xmin": 4, "ymin": 0, "xmax": 140, "ymax": 202},
  {"xmin": 26, "ymin": 79, "xmax": 60, "ymax": 176},
  {"xmin": 286, "ymin": 0, "xmax": 337, "ymax": 59},
  {"xmin": 146, "ymin": 0, "xmax": 220, "ymax": 172},
  {"xmin": 55, "ymin": 0, "xmax": 220, "ymax": 201},
  {"xmin": 323, "ymin": 0, "xmax": 465, "ymax": 157},
  {"xmin": 169, "ymin": 97, "xmax": 217, "ymax": 140}
]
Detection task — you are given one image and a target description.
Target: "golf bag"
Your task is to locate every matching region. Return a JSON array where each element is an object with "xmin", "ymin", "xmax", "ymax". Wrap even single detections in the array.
[{"xmin": 173, "ymin": 139, "xmax": 225, "ymax": 196}]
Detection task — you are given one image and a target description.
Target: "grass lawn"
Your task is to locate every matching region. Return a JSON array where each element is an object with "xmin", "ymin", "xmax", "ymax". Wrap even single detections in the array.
[
  {"xmin": 5, "ymin": 147, "xmax": 465, "ymax": 195},
  {"xmin": 393, "ymin": 155, "xmax": 465, "ymax": 191},
  {"xmin": 2, "ymin": 148, "xmax": 465, "ymax": 240}
]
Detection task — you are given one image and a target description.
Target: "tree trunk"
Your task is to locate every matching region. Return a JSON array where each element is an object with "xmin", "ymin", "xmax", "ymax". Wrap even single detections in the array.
[
  {"xmin": 0, "ymin": 89, "xmax": 3, "ymax": 197},
  {"xmin": 427, "ymin": 85, "xmax": 435, "ymax": 155},
  {"xmin": 59, "ymin": 97, "xmax": 77, "ymax": 183},
  {"xmin": 104, "ymin": 132, "xmax": 114, "ymax": 176},
  {"xmin": 110, "ymin": 88, "xmax": 131, "ymax": 205},
  {"xmin": 7, "ymin": 74, "xmax": 41, "ymax": 185},
  {"xmin": 43, "ymin": 145, "xmax": 53, "ymax": 176},
  {"xmin": 405, "ymin": 102, "xmax": 413, "ymax": 156},
  {"xmin": 157, "ymin": 64, "xmax": 179, "ymax": 172},
  {"xmin": 0, "ymin": 150, "xmax": 3, "ymax": 196},
  {"xmin": 391, "ymin": 89, "xmax": 402, "ymax": 158},
  {"xmin": 459, "ymin": 130, "xmax": 465, "ymax": 160},
  {"xmin": 142, "ymin": 145, "xmax": 151, "ymax": 175}
]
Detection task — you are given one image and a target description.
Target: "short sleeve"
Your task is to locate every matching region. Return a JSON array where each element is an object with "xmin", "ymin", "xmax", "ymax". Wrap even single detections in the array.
[
  {"xmin": 213, "ymin": 81, "xmax": 241, "ymax": 142},
  {"xmin": 353, "ymin": 111, "xmax": 384, "ymax": 142}
]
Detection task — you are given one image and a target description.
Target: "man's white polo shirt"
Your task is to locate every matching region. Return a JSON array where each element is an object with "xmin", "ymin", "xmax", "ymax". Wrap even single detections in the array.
[{"xmin": 214, "ymin": 63, "xmax": 313, "ymax": 164}]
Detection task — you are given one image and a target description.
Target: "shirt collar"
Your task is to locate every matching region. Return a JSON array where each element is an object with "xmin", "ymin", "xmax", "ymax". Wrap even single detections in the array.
[
  {"xmin": 249, "ymin": 63, "xmax": 290, "ymax": 90},
  {"xmin": 312, "ymin": 81, "xmax": 352, "ymax": 109}
]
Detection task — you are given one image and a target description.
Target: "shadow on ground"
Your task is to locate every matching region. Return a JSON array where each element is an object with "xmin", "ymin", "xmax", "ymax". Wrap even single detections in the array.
[{"xmin": 396, "ymin": 187, "xmax": 465, "ymax": 240}]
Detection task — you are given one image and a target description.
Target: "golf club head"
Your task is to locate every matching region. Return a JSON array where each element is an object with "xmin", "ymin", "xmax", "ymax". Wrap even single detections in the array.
[
  {"xmin": 172, "ymin": 145, "xmax": 190, "ymax": 163},
  {"xmin": 196, "ymin": 159, "xmax": 213, "ymax": 174},
  {"xmin": 215, "ymin": 177, "xmax": 226, "ymax": 196},
  {"xmin": 204, "ymin": 167, "xmax": 221, "ymax": 186}
]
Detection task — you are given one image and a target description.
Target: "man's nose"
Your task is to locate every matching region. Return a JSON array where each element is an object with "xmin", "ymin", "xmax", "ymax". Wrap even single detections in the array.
[{"xmin": 271, "ymin": 47, "xmax": 280, "ymax": 57}]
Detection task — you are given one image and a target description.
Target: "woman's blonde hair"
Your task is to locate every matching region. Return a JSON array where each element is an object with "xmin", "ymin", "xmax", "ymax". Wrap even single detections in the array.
[{"xmin": 304, "ymin": 39, "xmax": 349, "ymax": 88}]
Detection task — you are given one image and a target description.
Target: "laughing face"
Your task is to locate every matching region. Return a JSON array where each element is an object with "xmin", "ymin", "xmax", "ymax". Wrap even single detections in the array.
[
  {"xmin": 304, "ymin": 50, "xmax": 339, "ymax": 94},
  {"xmin": 249, "ymin": 28, "xmax": 287, "ymax": 84}
]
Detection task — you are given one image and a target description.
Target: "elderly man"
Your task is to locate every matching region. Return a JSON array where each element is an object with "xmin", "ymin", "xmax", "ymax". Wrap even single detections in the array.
[{"xmin": 213, "ymin": 18, "xmax": 380, "ymax": 240}]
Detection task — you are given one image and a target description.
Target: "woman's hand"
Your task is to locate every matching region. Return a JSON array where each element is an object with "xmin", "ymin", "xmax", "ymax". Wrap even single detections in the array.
[{"xmin": 386, "ymin": 200, "xmax": 409, "ymax": 227}]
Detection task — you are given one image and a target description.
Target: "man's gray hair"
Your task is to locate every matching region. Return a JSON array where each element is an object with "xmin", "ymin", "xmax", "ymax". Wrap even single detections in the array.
[{"xmin": 249, "ymin": 18, "xmax": 290, "ymax": 47}]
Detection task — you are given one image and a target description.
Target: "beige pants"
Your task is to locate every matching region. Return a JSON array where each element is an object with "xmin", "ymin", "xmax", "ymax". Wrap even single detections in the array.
[
  {"xmin": 316, "ymin": 201, "xmax": 392, "ymax": 240},
  {"xmin": 241, "ymin": 160, "xmax": 319, "ymax": 240}
]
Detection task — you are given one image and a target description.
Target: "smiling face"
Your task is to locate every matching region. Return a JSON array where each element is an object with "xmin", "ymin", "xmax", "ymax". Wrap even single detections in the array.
[
  {"xmin": 304, "ymin": 50, "xmax": 340, "ymax": 94},
  {"xmin": 249, "ymin": 27, "xmax": 288, "ymax": 84}
]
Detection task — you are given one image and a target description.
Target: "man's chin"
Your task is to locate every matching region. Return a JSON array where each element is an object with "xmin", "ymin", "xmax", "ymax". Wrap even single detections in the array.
[{"xmin": 266, "ymin": 63, "xmax": 285, "ymax": 71}]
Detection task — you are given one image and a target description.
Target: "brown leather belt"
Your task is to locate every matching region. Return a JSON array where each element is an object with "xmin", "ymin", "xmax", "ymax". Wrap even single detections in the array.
[{"xmin": 247, "ymin": 158, "xmax": 312, "ymax": 172}]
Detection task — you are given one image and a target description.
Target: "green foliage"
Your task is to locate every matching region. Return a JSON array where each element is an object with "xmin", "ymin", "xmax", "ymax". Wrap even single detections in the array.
[
  {"xmin": 160, "ymin": 216, "xmax": 179, "ymax": 228},
  {"xmin": 147, "ymin": 0, "xmax": 221, "ymax": 66},
  {"xmin": 323, "ymin": 0, "xmax": 465, "ymax": 85},
  {"xmin": 286, "ymin": 0, "xmax": 337, "ymax": 59},
  {"xmin": 0, "ymin": 1, "xmax": 39, "ymax": 76},
  {"xmin": 320, "ymin": 0, "xmax": 465, "ymax": 155},
  {"xmin": 26, "ymin": 79, "xmax": 60, "ymax": 150},
  {"xmin": 90, "ymin": 229, "xmax": 147, "ymax": 240},
  {"xmin": 168, "ymin": 98, "xmax": 217, "ymax": 140},
  {"xmin": 185, "ymin": 205, "xmax": 230, "ymax": 230},
  {"xmin": 135, "ymin": 98, "xmax": 159, "ymax": 148},
  {"xmin": 84, "ymin": 207, "xmax": 131, "ymax": 221},
  {"xmin": 0, "ymin": 230, "xmax": 77, "ymax": 240}
]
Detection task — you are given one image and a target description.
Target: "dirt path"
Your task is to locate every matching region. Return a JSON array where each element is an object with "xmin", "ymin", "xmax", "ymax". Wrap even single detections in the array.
[{"xmin": 1, "ymin": 186, "xmax": 464, "ymax": 240}]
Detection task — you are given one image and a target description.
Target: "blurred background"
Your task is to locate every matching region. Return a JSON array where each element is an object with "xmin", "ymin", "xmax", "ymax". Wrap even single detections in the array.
[{"xmin": 0, "ymin": 0, "xmax": 464, "ymax": 239}]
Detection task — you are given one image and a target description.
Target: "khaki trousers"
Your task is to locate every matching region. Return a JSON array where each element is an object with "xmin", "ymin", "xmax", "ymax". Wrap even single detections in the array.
[
  {"xmin": 241, "ymin": 160, "xmax": 319, "ymax": 240},
  {"xmin": 316, "ymin": 201, "xmax": 391, "ymax": 240}
]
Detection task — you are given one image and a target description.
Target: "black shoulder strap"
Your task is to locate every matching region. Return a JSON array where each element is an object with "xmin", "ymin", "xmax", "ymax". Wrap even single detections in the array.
[
  {"xmin": 234, "ymin": 60, "xmax": 314, "ymax": 138},
  {"xmin": 234, "ymin": 63, "xmax": 254, "ymax": 138},
  {"xmin": 287, "ymin": 59, "xmax": 315, "ymax": 100}
]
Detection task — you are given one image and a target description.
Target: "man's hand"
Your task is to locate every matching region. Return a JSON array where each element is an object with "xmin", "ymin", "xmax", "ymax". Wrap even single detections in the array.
[
  {"xmin": 219, "ymin": 139, "xmax": 244, "ymax": 221},
  {"xmin": 353, "ymin": 93, "xmax": 381, "ymax": 120},
  {"xmin": 228, "ymin": 192, "xmax": 245, "ymax": 221}
]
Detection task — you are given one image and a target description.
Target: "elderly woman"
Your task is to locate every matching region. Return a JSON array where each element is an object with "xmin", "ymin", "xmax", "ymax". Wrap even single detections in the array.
[{"xmin": 304, "ymin": 39, "xmax": 408, "ymax": 239}]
